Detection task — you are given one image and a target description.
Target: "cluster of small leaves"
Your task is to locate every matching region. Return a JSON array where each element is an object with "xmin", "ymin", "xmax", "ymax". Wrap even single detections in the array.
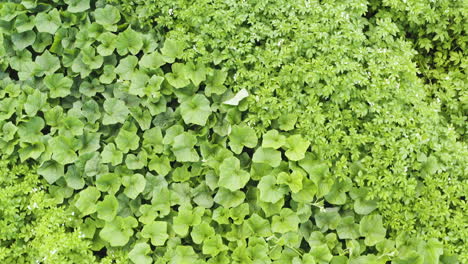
[
  {"xmin": 369, "ymin": 0, "xmax": 467, "ymax": 136},
  {"xmin": 107, "ymin": 0, "xmax": 468, "ymax": 260},
  {"xmin": 0, "ymin": 0, "xmax": 465, "ymax": 263},
  {"xmin": 0, "ymin": 161, "xmax": 128, "ymax": 264}
]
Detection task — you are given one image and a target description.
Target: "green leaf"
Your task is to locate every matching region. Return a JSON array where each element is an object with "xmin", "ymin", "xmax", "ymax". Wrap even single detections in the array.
[
  {"xmin": 421, "ymin": 239, "xmax": 444, "ymax": 264},
  {"xmin": 96, "ymin": 173, "xmax": 121, "ymax": 194},
  {"xmin": 291, "ymin": 178, "xmax": 317, "ymax": 203},
  {"xmin": 262, "ymin": 129, "xmax": 286, "ymax": 149},
  {"xmin": 172, "ymin": 206, "xmax": 204, "ymax": 237},
  {"xmin": 349, "ymin": 255, "xmax": 379, "ymax": 264},
  {"xmin": 17, "ymin": 116, "xmax": 44, "ymax": 143},
  {"xmin": 115, "ymin": 128, "xmax": 140, "ymax": 153},
  {"xmin": 59, "ymin": 116, "xmax": 84, "ymax": 136},
  {"xmin": 100, "ymin": 64, "xmax": 116, "ymax": 84},
  {"xmin": 252, "ymin": 147, "xmax": 282, "ymax": 167},
  {"xmin": 65, "ymin": 0, "xmax": 90, "ymax": 13},
  {"xmin": 336, "ymin": 216, "xmax": 360, "ymax": 240},
  {"xmin": 161, "ymin": 38, "xmax": 184, "ymax": 63},
  {"xmin": 170, "ymin": 246, "xmax": 198, "ymax": 264},
  {"xmin": 310, "ymin": 244, "xmax": 333, "ymax": 264},
  {"xmin": 2, "ymin": 122, "xmax": 17, "ymax": 141},
  {"xmin": 299, "ymin": 154, "xmax": 333, "ymax": 197},
  {"xmin": 35, "ymin": 9, "xmax": 61, "ymax": 34},
  {"xmin": 11, "ymin": 31, "xmax": 36, "ymax": 50},
  {"xmin": 125, "ymin": 151, "xmax": 147, "ymax": 170},
  {"xmin": 115, "ymin": 55, "xmax": 138, "ymax": 80},
  {"xmin": 32, "ymin": 33, "xmax": 53, "ymax": 53},
  {"xmin": 203, "ymin": 235, "xmax": 227, "ymax": 256},
  {"xmin": 49, "ymin": 135, "xmax": 80, "ymax": 165},
  {"xmin": 0, "ymin": 98, "xmax": 18, "ymax": 120},
  {"xmin": 172, "ymin": 132, "xmax": 199, "ymax": 162},
  {"xmin": 103, "ymin": 98, "xmax": 129, "ymax": 125},
  {"xmin": 165, "ymin": 63, "xmax": 191, "ymax": 88},
  {"xmin": 185, "ymin": 61, "xmax": 207, "ymax": 87},
  {"xmin": 97, "ymin": 195, "xmax": 119, "ymax": 222},
  {"xmin": 9, "ymin": 50, "xmax": 34, "ymax": 75},
  {"xmin": 278, "ymin": 113, "xmax": 297, "ymax": 131},
  {"xmin": 213, "ymin": 188, "xmax": 245, "ymax": 208},
  {"xmin": 190, "ymin": 222, "xmax": 215, "ymax": 244},
  {"xmin": 205, "ymin": 69, "xmax": 227, "ymax": 96},
  {"xmin": 14, "ymin": 14, "xmax": 35, "ymax": 33},
  {"xmin": 139, "ymin": 51, "xmax": 166, "ymax": 69},
  {"xmin": 285, "ymin": 135, "xmax": 310, "ymax": 161},
  {"xmin": 75, "ymin": 187, "xmax": 101, "ymax": 216},
  {"xmin": 148, "ymin": 155, "xmax": 172, "ymax": 176},
  {"xmin": 99, "ymin": 216, "xmax": 137, "ymax": 247},
  {"xmin": 71, "ymin": 54, "xmax": 92, "ymax": 78},
  {"xmin": 277, "ymin": 171, "xmax": 303, "ymax": 193},
  {"xmin": 325, "ymin": 177, "xmax": 352, "ymax": 205},
  {"xmin": 94, "ymin": 5, "xmax": 121, "ymax": 29},
  {"xmin": 116, "ymin": 27, "xmax": 143, "ymax": 55},
  {"xmin": 18, "ymin": 141, "xmax": 45, "ymax": 162},
  {"xmin": 143, "ymin": 127, "xmax": 164, "ymax": 153},
  {"xmin": 271, "ymin": 208, "xmax": 300, "ymax": 233},
  {"xmin": 359, "ymin": 214, "xmax": 387, "ymax": 246},
  {"xmin": 218, "ymin": 157, "xmax": 250, "ymax": 191},
  {"xmin": 79, "ymin": 79, "xmax": 104, "ymax": 97},
  {"xmin": 79, "ymin": 131, "xmax": 101, "ymax": 155},
  {"xmin": 64, "ymin": 165, "xmax": 85, "ymax": 190},
  {"xmin": 101, "ymin": 143, "xmax": 123, "ymax": 166},
  {"xmin": 129, "ymin": 107, "xmax": 152, "ymax": 130},
  {"xmin": 246, "ymin": 213, "xmax": 272, "ymax": 237},
  {"xmin": 128, "ymin": 70, "xmax": 149, "ymax": 97},
  {"xmin": 349, "ymin": 188, "xmax": 377, "ymax": 215},
  {"xmin": 24, "ymin": 89, "xmax": 47, "ymax": 116},
  {"xmin": 37, "ymin": 160, "xmax": 64, "ymax": 184},
  {"xmin": 122, "ymin": 173, "xmax": 146, "ymax": 199},
  {"xmin": 97, "ymin": 32, "xmax": 117, "ymax": 56},
  {"xmin": 257, "ymin": 175, "xmax": 288, "ymax": 203},
  {"xmin": 142, "ymin": 221, "xmax": 169, "ymax": 246},
  {"xmin": 315, "ymin": 208, "xmax": 341, "ymax": 231},
  {"xmin": 80, "ymin": 47, "xmax": 103, "ymax": 69},
  {"xmin": 228, "ymin": 124, "xmax": 257, "ymax": 154},
  {"xmin": 172, "ymin": 165, "xmax": 192, "ymax": 182},
  {"xmin": 44, "ymin": 73, "xmax": 73, "ymax": 98},
  {"xmin": 81, "ymin": 101, "xmax": 101, "ymax": 125},
  {"xmin": 180, "ymin": 94, "xmax": 212, "ymax": 126},
  {"xmin": 84, "ymin": 153, "xmax": 102, "ymax": 177},
  {"xmin": 129, "ymin": 242, "xmax": 152, "ymax": 264},
  {"xmin": 35, "ymin": 50, "xmax": 60, "ymax": 76}
]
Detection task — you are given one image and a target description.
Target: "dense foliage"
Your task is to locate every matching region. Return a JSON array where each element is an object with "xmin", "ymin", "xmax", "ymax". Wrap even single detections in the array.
[
  {"xmin": 0, "ymin": 0, "xmax": 466, "ymax": 263},
  {"xmin": 0, "ymin": 161, "xmax": 127, "ymax": 263}
]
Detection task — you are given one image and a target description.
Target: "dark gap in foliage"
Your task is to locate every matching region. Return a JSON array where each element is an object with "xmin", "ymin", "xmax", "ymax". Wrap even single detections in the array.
[
  {"xmin": 161, "ymin": 63, "xmax": 172, "ymax": 73},
  {"xmin": 299, "ymin": 237, "xmax": 310, "ymax": 252},
  {"xmin": 168, "ymin": 97, "xmax": 180, "ymax": 109},
  {"xmin": 6, "ymin": 67, "xmax": 19, "ymax": 81},
  {"xmin": 171, "ymin": 204, "xmax": 180, "ymax": 212},
  {"xmin": 323, "ymin": 200, "xmax": 333, "ymax": 209},
  {"xmin": 93, "ymin": 247, "xmax": 108, "ymax": 258},
  {"xmin": 243, "ymin": 147, "xmax": 255, "ymax": 158}
]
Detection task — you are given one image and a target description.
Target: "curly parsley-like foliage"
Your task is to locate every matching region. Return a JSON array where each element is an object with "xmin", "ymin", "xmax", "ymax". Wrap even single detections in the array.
[
  {"xmin": 0, "ymin": 0, "xmax": 466, "ymax": 263},
  {"xmin": 0, "ymin": 161, "xmax": 127, "ymax": 263}
]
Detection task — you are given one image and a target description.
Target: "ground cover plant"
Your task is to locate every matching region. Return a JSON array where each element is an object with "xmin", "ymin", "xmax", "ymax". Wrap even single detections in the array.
[{"xmin": 0, "ymin": 0, "xmax": 466, "ymax": 263}]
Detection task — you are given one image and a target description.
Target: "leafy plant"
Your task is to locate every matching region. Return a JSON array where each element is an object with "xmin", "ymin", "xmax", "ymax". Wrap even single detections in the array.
[{"xmin": 0, "ymin": 0, "xmax": 465, "ymax": 263}]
